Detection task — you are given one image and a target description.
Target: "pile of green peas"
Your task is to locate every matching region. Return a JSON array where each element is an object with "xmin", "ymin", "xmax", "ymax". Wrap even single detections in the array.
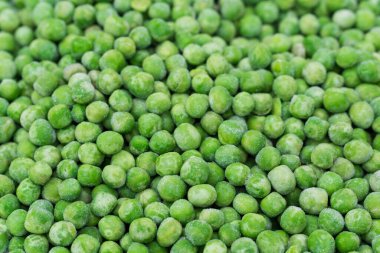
[{"xmin": 1, "ymin": 0, "xmax": 380, "ymax": 252}]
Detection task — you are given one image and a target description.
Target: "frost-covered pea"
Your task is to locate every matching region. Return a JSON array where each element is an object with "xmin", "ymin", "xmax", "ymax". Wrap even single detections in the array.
[
  {"xmin": 349, "ymin": 101, "xmax": 374, "ymax": 129},
  {"xmin": 6, "ymin": 209, "xmax": 27, "ymax": 236},
  {"xmin": 256, "ymin": 230, "xmax": 286, "ymax": 253},
  {"xmin": 101, "ymin": 165, "xmax": 126, "ymax": 189},
  {"xmin": 157, "ymin": 175, "xmax": 186, "ymax": 202},
  {"xmin": 218, "ymin": 221, "xmax": 241, "ymax": 247},
  {"xmin": 370, "ymin": 170, "xmax": 380, "ymax": 192},
  {"xmin": 345, "ymin": 208, "xmax": 372, "ymax": 235},
  {"xmin": 98, "ymin": 215, "xmax": 125, "ymax": 241},
  {"xmin": 364, "ymin": 192, "xmax": 380, "ymax": 219},
  {"xmin": 209, "ymin": 86, "xmax": 233, "ymax": 114},
  {"xmin": 268, "ymin": 165, "xmax": 296, "ymax": 195},
  {"xmin": 302, "ymin": 61, "xmax": 326, "ymax": 86},
  {"xmin": 240, "ymin": 213, "xmax": 267, "ymax": 239},
  {"xmin": 24, "ymin": 206, "xmax": 54, "ymax": 234},
  {"xmin": 233, "ymin": 193, "xmax": 258, "ymax": 215},
  {"xmin": 311, "ymin": 143, "xmax": 337, "ymax": 169},
  {"xmin": 29, "ymin": 119, "xmax": 56, "ymax": 146},
  {"xmin": 58, "ymin": 178, "xmax": 81, "ymax": 201},
  {"xmin": 188, "ymin": 184, "xmax": 217, "ymax": 207},
  {"xmin": 328, "ymin": 122, "xmax": 353, "ymax": 146},
  {"xmin": 289, "ymin": 95, "xmax": 315, "ymax": 119},
  {"xmin": 71, "ymin": 234, "xmax": 100, "ymax": 253},
  {"xmin": 174, "ymin": 123, "xmax": 201, "ymax": 151},
  {"xmin": 90, "ymin": 191, "xmax": 117, "ymax": 217},
  {"xmin": 307, "ymin": 230, "xmax": 335, "ymax": 253},
  {"xmin": 344, "ymin": 139, "xmax": 373, "ymax": 164},
  {"xmin": 68, "ymin": 73, "xmax": 95, "ymax": 104},
  {"xmin": 330, "ymin": 157, "xmax": 355, "ymax": 181},
  {"xmin": 118, "ymin": 199, "xmax": 143, "ymax": 224},
  {"xmin": 318, "ymin": 208, "xmax": 344, "ymax": 235},
  {"xmin": 63, "ymin": 201, "xmax": 90, "ymax": 229},
  {"xmin": 155, "ymin": 152, "xmax": 182, "ymax": 176},
  {"xmin": 299, "ymin": 187, "xmax": 328, "ymax": 215},
  {"xmin": 294, "ymin": 165, "xmax": 317, "ymax": 189},
  {"xmin": 241, "ymin": 130, "xmax": 266, "ymax": 156},
  {"xmin": 9, "ymin": 157, "xmax": 34, "ymax": 184},
  {"xmin": 304, "ymin": 116, "xmax": 329, "ymax": 141},
  {"xmin": 129, "ymin": 217, "xmax": 157, "ymax": 243},
  {"xmin": 144, "ymin": 202, "xmax": 169, "ymax": 224},
  {"xmin": 255, "ymin": 146, "xmax": 281, "ymax": 171},
  {"xmin": 317, "ymin": 171, "xmax": 343, "ymax": 196},
  {"xmin": 185, "ymin": 220, "xmax": 213, "ymax": 246},
  {"xmin": 218, "ymin": 118, "xmax": 247, "ymax": 145},
  {"xmin": 276, "ymin": 134, "xmax": 304, "ymax": 156},
  {"xmin": 180, "ymin": 156, "xmax": 209, "ymax": 186},
  {"xmin": 260, "ymin": 192, "xmax": 286, "ymax": 218},
  {"xmin": 336, "ymin": 231, "xmax": 360, "ymax": 253},
  {"xmin": 232, "ymin": 92, "xmax": 255, "ymax": 116},
  {"xmin": 16, "ymin": 178, "xmax": 41, "ymax": 206},
  {"xmin": 24, "ymin": 234, "xmax": 49, "ymax": 253},
  {"xmin": 96, "ymin": 131, "xmax": 124, "ymax": 156},
  {"xmin": 215, "ymin": 144, "xmax": 243, "ymax": 168},
  {"xmin": 323, "ymin": 88, "xmax": 350, "ymax": 113},
  {"xmin": 48, "ymin": 221, "xmax": 76, "ymax": 246},
  {"xmin": 245, "ymin": 172, "xmax": 271, "ymax": 199},
  {"xmin": 280, "ymin": 206, "xmax": 307, "ymax": 234},
  {"xmin": 363, "ymin": 150, "xmax": 380, "ymax": 173},
  {"xmin": 225, "ymin": 162, "xmax": 250, "ymax": 186},
  {"xmin": 169, "ymin": 199, "xmax": 195, "ymax": 224},
  {"xmin": 230, "ymin": 237, "xmax": 258, "ymax": 253},
  {"xmin": 156, "ymin": 217, "xmax": 182, "ymax": 247},
  {"xmin": 203, "ymin": 239, "xmax": 228, "ymax": 253}
]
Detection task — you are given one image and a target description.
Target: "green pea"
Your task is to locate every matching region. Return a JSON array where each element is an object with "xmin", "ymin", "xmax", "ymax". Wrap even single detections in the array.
[
  {"xmin": 24, "ymin": 206, "xmax": 54, "ymax": 234},
  {"xmin": 280, "ymin": 206, "xmax": 307, "ymax": 234},
  {"xmin": 268, "ymin": 165, "xmax": 296, "ymax": 195},
  {"xmin": 24, "ymin": 234, "xmax": 49, "ymax": 253},
  {"xmin": 231, "ymin": 237, "xmax": 258, "ymax": 253},
  {"xmin": 157, "ymin": 175, "xmax": 186, "ymax": 202},
  {"xmin": 71, "ymin": 234, "xmax": 100, "ymax": 253},
  {"xmin": 299, "ymin": 187, "xmax": 328, "ymax": 215},
  {"xmin": 345, "ymin": 208, "xmax": 373, "ymax": 235},
  {"xmin": 156, "ymin": 217, "xmax": 182, "ymax": 247},
  {"xmin": 256, "ymin": 230, "xmax": 286, "ymax": 253},
  {"xmin": 188, "ymin": 184, "xmax": 217, "ymax": 208},
  {"xmin": 307, "ymin": 230, "xmax": 335, "ymax": 253},
  {"xmin": 289, "ymin": 95, "xmax": 315, "ymax": 119},
  {"xmin": 185, "ymin": 219, "xmax": 213, "ymax": 246},
  {"xmin": 240, "ymin": 213, "xmax": 267, "ymax": 239},
  {"xmin": 318, "ymin": 208, "xmax": 345, "ymax": 235},
  {"xmin": 344, "ymin": 139, "xmax": 373, "ymax": 164},
  {"xmin": 6, "ymin": 209, "xmax": 27, "ymax": 236}
]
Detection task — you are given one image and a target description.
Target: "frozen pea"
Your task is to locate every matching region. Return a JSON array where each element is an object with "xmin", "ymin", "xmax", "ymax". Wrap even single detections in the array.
[
  {"xmin": 240, "ymin": 213, "xmax": 267, "ymax": 239},
  {"xmin": 280, "ymin": 206, "xmax": 307, "ymax": 234},
  {"xmin": 318, "ymin": 208, "xmax": 344, "ymax": 235},
  {"xmin": 174, "ymin": 123, "xmax": 201, "ymax": 151},
  {"xmin": 260, "ymin": 192, "xmax": 286, "ymax": 218},
  {"xmin": 268, "ymin": 165, "xmax": 296, "ymax": 195},
  {"xmin": 48, "ymin": 221, "xmax": 77, "ymax": 246},
  {"xmin": 188, "ymin": 184, "xmax": 217, "ymax": 208},
  {"xmin": 307, "ymin": 230, "xmax": 335, "ymax": 253},
  {"xmin": 256, "ymin": 230, "xmax": 286, "ymax": 253},
  {"xmin": 185, "ymin": 220, "xmax": 213, "ymax": 246},
  {"xmin": 71, "ymin": 234, "xmax": 100, "ymax": 253},
  {"xmin": 180, "ymin": 156, "xmax": 209, "ymax": 186},
  {"xmin": 299, "ymin": 187, "xmax": 328, "ymax": 215}
]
